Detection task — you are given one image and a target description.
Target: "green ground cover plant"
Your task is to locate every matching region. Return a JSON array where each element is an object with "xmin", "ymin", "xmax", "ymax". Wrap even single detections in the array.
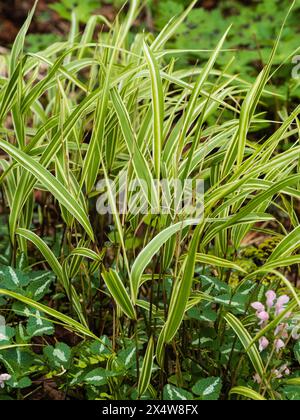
[{"xmin": 0, "ymin": 0, "xmax": 299, "ymax": 400}]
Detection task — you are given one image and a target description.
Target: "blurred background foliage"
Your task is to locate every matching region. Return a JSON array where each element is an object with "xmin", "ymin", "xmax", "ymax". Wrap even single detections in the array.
[{"xmin": 0, "ymin": 1, "xmax": 299, "ymax": 94}]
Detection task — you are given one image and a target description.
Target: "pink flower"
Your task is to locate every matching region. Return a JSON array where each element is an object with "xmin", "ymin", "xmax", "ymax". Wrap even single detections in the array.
[
  {"xmin": 274, "ymin": 323, "xmax": 288, "ymax": 339},
  {"xmin": 275, "ymin": 339, "xmax": 285, "ymax": 353},
  {"xmin": 275, "ymin": 295, "xmax": 290, "ymax": 315},
  {"xmin": 277, "ymin": 295, "xmax": 290, "ymax": 306},
  {"xmin": 251, "ymin": 302, "xmax": 265, "ymax": 313},
  {"xmin": 257, "ymin": 311, "xmax": 269, "ymax": 325},
  {"xmin": 274, "ymin": 369, "xmax": 282, "ymax": 379},
  {"xmin": 259, "ymin": 336, "xmax": 269, "ymax": 352},
  {"xmin": 0, "ymin": 373, "xmax": 11, "ymax": 388},
  {"xmin": 292, "ymin": 326, "xmax": 300, "ymax": 340},
  {"xmin": 266, "ymin": 290, "xmax": 276, "ymax": 308},
  {"xmin": 273, "ymin": 364, "xmax": 290, "ymax": 379},
  {"xmin": 253, "ymin": 373, "xmax": 262, "ymax": 384}
]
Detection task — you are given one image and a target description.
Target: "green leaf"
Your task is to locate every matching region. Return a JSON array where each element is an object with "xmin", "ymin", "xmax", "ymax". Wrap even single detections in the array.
[
  {"xmin": 163, "ymin": 384, "xmax": 193, "ymax": 401},
  {"xmin": 89, "ymin": 336, "xmax": 112, "ymax": 357},
  {"xmin": 177, "ymin": 25, "xmax": 231, "ymax": 157},
  {"xmin": 143, "ymin": 41, "xmax": 164, "ymax": 180},
  {"xmin": 224, "ymin": 313, "xmax": 264, "ymax": 379},
  {"xmin": 131, "ymin": 219, "xmax": 199, "ymax": 301},
  {"xmin": 0, "ymin": 140, "xmax": 94, "ymax": 241},
  {"xmin": 118, "ymin": 344, "xmax": 136, "ymax": 369},
  {"xmin": 281, "ymin": 385, "xmax": 300, "ymax": 401},
  {"xmin": 230, "ymin": 386, "xmax": 266, "ymax": 401},
  {"xmin": 163, "ymin": 224, "xmax": 201, "ymax": 343},
  {"xmin": 102, "ymin": 269, "xmax": 136, "ymax": 320},
  {"xmin": 7, "ymin": 376, "xmax": 32, "ymax": 389},
  {"xmin": 84, "ymin": 368, "xmax": 117, "ymax": 386},
  {"xmin": 152, "ymin": 0, "xmax": 197, "ymax": 51},
  {"xmin": 0, "ymin": 289, "xmax": 104, "ymax": 344},
  {"xmin": 0, "ymin": 266, "xmax": 29, "ymax": 291},
  {"xmin": 44, "ymin": 342, "xmax": 72, "ymax": 369},
  {"xmin": 16, "ymin": 229, "xmax": 87, "ymax": 327},
  {"xmin": 192, "ymin": 377, "xmax": 222, "ymax": 400},
  {"xmin": 138, "ymin": 336, "xmax": 154, "ymax": 397},
  {"xmin": 268, "ymin": 225, "xmax": 300, "ymax": 262},
  {"xmin": 110, "ymin": 88, "xmax": 159, "ymax": 213},
  {"xmin": 195, "ymin": 254, "xmax": 246, "ymax": 273},
  {"xmin": 0, "ymin": 348, "xmax": 35, "ymax": 375},
  {"xmin": 0, "ymin": 323, "xmax": 15, "ymax": 345},
  {"xmin": 9, "ymin": 0, "xmax": 37, "ymax": 75},
  {"xmin": 25, "ymin": 272, "xmax": 54, "ymax": 301},
  {"xmin": 26, "ymin": 309, "xmax": 54, "ymax": 338}
]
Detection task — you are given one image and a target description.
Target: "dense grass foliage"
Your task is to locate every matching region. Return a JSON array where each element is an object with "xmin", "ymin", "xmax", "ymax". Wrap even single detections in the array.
[{"xmin": 0, "ymin": 0, "xmax": 299, "ymax": 400}]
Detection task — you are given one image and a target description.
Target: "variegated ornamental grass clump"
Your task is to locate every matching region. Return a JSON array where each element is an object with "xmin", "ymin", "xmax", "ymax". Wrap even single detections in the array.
[{"xmin": 0, "ymin": 0, "xmax": 299, "ymax": 400}]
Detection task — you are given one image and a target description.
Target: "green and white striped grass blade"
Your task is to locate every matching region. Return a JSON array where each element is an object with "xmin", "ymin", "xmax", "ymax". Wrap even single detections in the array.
[
  {"xmin": 110, "ymin": 88, "xmax": 159, "ymax": 211},
  {"xmin": 16, "ymin": 228, "xmax": 88, "ymax": 327},
  {"xmin": 195, "ymin": 254, "xmax": 247, "ymax": 273},
  {"xmin": 229, "ymin": 386, "xmax": 266, "ymax": 401},
  {"xmin": 101, "ymin": 157, "xmax": 131, "ymax": 281},
  {"xmin": 143, "ymin": 41, "xmax": 164, "ymax": 182},
  {"xmin": 267, "ymin": 225, "xmax": 300, "ymax": 262},
  {"xmin": 0, "ymin": 58, "xmax": 26, "ymax": 124},
  {"xmin": 102, "ymin": 269, "xmax": 136, "ymax": 320},
  {"xmin": 0, "ymin": 140, "xmax": 94, "ymax": 241},
  {"xmin": 0, "ymin": 289, "xmax": 104, "ymax": 344},
  {"xmin": 162, "ymin": 224, "xmax": 201, "ymax": 344},
  {"xmin": 223, "ymin": 0, "xmax": 295, "ymax": 172},
  {"xmin": 131, "ymin": 219, "xmax": 199, "ymax": 302},
  {"xmin": 9, "ymin": 0, "xmax": 37, "ymax": 75},
  {"xmin": 81, "ymin": 1, "xmax": 139, "ymax": 193},
  {"xmin": 224, "ymin": 313, "xmax": 264, "ymax": 379},
  {"xmin": 176, "ymin": 26, "xmax": 231, "ymax": 159},
  {"xmin": 151, "ymin": 0, "xmax": 197, "ymax": 52},
  {"xmin": 138, "ymin": 336, "xmax": 154, "ymax": 398}
]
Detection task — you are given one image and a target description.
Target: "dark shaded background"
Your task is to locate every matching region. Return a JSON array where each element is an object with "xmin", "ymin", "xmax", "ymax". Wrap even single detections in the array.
[
  {"xmin": 0, "ymin": 0, "xmax": 227, "ymax": 46},
  {"xmin": 0, "ymin": 0, "xmax": 299, "ymax": 86},
  {"xmin": 0, "ymin": 0, "xmax": 56, "ymax": 45}
]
